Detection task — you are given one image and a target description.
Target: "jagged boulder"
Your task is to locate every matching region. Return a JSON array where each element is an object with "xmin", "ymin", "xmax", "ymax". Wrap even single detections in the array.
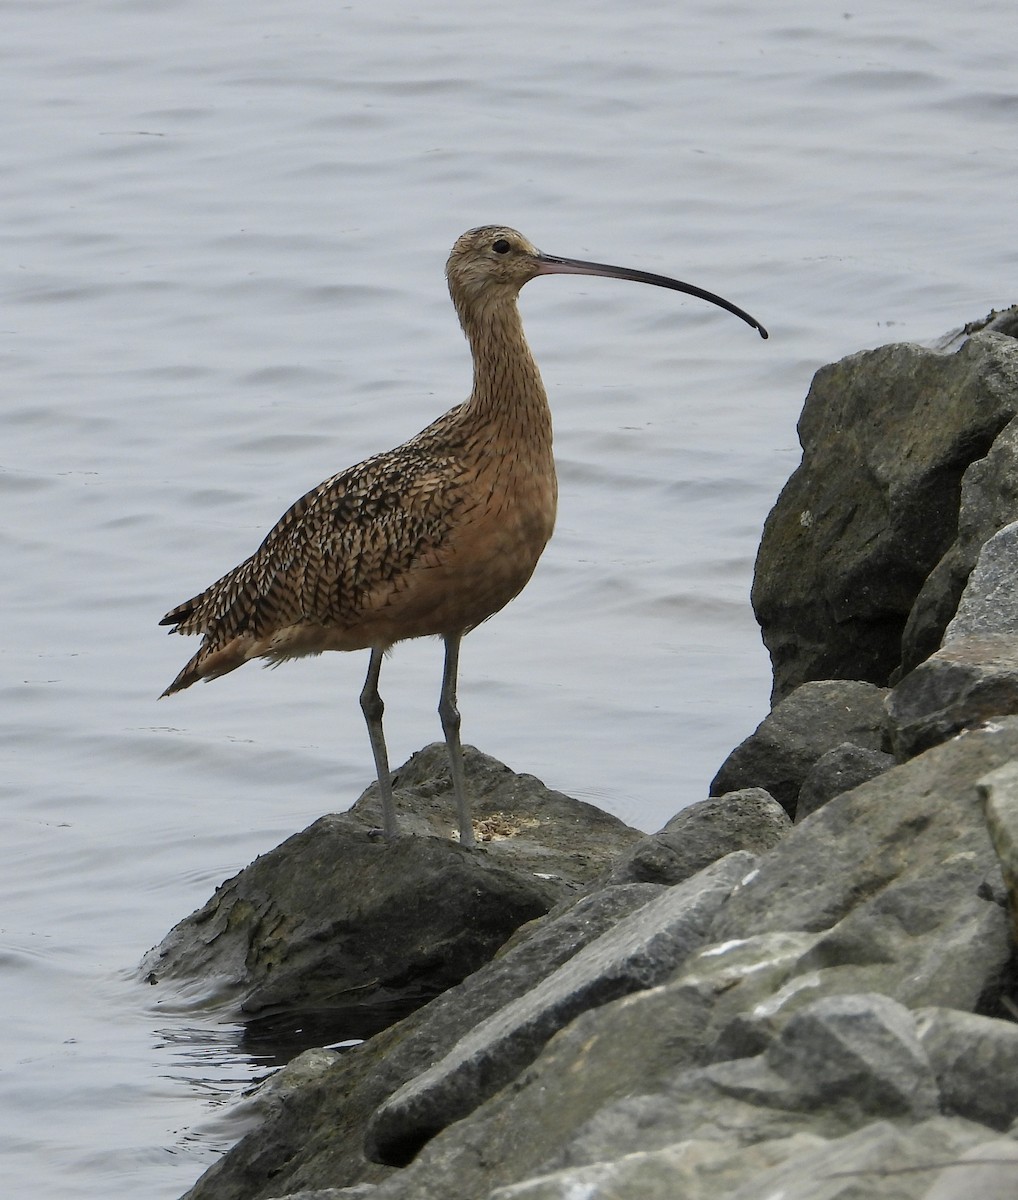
[
  {"xmin": 753, "ymin": 325, "xmax": 1018, "ymax": 702},
  {"xmin": 710, "ymin": 679, "xmax": 888, "ymax": 816}
]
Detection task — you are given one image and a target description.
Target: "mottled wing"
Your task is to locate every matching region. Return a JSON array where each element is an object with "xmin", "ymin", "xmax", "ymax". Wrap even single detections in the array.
[{"xmin": 160, "ymin": 429, "xmax": 464, "ymax": 690}]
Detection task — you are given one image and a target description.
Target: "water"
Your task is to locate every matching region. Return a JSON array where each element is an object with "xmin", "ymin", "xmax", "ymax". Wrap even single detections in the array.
[{"xmin": 2, "ymin": 0, "xmax": 1015, "ymax": 1194}]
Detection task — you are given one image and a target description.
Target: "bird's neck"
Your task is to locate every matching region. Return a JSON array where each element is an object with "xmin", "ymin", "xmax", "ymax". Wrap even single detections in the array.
[{"xmin": 458, "ymin": 297, "xmax": 553, "ymax": 453}]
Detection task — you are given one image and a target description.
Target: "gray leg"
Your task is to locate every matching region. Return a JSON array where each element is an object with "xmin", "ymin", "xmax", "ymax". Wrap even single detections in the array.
[
  {"xmin": 360, "ymin": 646, "xmax": 398, "ymax": 841},
  {"xmin": 439, "ymin": 633, "xmax": 475, "ymax": 848}
]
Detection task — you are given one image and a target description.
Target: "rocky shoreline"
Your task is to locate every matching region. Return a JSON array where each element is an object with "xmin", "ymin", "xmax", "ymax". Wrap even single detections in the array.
[{"xmin": 146, "ymin": 308, "xmax": 1018, "ymax": 1199}]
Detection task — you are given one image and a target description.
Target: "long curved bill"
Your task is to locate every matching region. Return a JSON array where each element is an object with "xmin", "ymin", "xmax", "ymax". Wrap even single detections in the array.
[{"xmin": 534, "ymin": 252, "xmax": 768, "ymax": 339}]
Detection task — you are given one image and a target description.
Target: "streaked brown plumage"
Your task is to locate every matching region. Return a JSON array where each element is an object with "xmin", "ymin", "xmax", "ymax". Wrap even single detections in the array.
[{"xmin": 161, "ymin": 225, "xmax": 767, "ymax": 847}]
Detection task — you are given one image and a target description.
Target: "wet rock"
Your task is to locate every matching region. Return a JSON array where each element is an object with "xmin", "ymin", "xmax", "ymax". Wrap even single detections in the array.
[
  {"xmin": 710, "ymin": 679, "xmax": 888, "ymax": 815},
  {"xmin": 753, "ymin": 330, "xmax": 1018, "ymax": 702},
  {"xmin": 604, "ymin": 788, "xmax": 790, "ymax": 885},
  {"xmin": 365, "ymin": 852, "xmax": 755, "ymax": 1166},
  {"xmin": 795, "ymin": 742, "xmax": 895, "ymax": 821},
  {"xmin": 143, "ymin": 745, "xmax": 640, "ymax": 1045},
  {"xmin": 179, "ymin": 882, "xmax": 663, "ymax": 1200}
]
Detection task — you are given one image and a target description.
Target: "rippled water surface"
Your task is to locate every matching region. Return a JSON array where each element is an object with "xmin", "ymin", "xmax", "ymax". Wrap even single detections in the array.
[{"xmin": 3, "ymin": 0, "xmax": 1017, "ymax": 1194}]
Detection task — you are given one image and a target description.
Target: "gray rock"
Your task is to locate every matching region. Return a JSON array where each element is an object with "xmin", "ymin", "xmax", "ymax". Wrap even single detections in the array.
[
  {"xmin": 485, "ymin": 1120, "xmax": 992, "ymax": 1200},
  {"xmin": 981, "ymin": 759, "xmax": 1018, "ymax": 942},
  {"xmin": 266, "ymin": 1190, "xmax": 377, "ymax": 1200},
  {"xmin": 360, "ymin": 932, "xmax": 825, "ymax": 1196},
  {"xmin": 207, "ymin": 1049, "xmax": 343, "ymax": 1142},
  {"xmin": 763, "ymin": 993, "xmax": 939, "ymax": 1119},
  {"xmin": 177, "ymin": 724, "xmax": 1017, "ymax": 1200},
  {"xmin": 349, "ymin": 744, "xmax": 643, "ymax": 868},
  {"xmin": 916, "ymin": 1007, "xmax": 1018, "ymax": 1130},
  {"xmin": 605, "ymin": 788, "xmax": 790, "ymax": 885},
  {"xmin": 886, "ymin": 637, "xmax": 1018, "ymax": 760},
  {"xmin": 584, "ymin": 994, "xmax": 939, "ymax": 1153},
  {"xmin": 142, "ymin": 746, "xmax": 640, "ymax": 1042},
  {"xmin": 921, "ymin": 1139, "xmax": 1018, "ymax": 1200},
  {"xmin": 710, "ymin": 680, "xmax": 888, "ymax": 815},
  {"xmin": 796, "ymin": 742, "xmax": 895, "ymax": 821},
  {"xmin": 890, "ymin": 522, "xmax": 1018, "ymax": 758},
  {"xmin": 179, "ymin": 884, "xmax": 664, "ymax": 1200},
  {"xmin": 708, "ymin": 723, "xmax": 1013, "ymax": 1013},
  {"xmin": 904, "ymin": 407, "xmax": 1018, "ymax": 675},
  {"xmin": 364, "ymin": 881, "xmax": 665, "ymax": 1110},
  {"xmin": 484, "ymin": 1133, "xmax": 832, "ymax": 1200},
  {"xmin": 558, "ymin": 993, "xmax": 941, "ymax": 1181},
  {"xmin": 947, "ymin": 521, "xmax": 1018, "ymax": 641},
  {"xmin": 176, "ymin": 724, "xmax": 1017, "ymax": 1200},
  {"xmin": 935, "ymin": 305, "xmax": 1018, "ymax": 348},
  {"xmin": 753, "ymin": 331, "xmax": 1018, "ymax": 702},
  {"xmin": 365, "ymin": 851, "xmax": 756, "ymax": 1165},
  {"xmin": 728, "ymin": 1119, "xmax": 998, "ymax": 1200}
]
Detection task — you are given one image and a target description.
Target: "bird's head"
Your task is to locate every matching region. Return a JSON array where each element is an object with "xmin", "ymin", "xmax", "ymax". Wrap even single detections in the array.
[
  {"xmin": 446, "ymin": 226, "xmax": 545, "ymax": 312},
  {"xmin": 446, "ymin": 224, "xmax": 769, "ymax": 338}
]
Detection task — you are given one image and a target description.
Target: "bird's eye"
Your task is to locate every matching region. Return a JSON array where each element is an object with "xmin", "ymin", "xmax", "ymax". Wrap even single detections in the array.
[{"xmin": 492, "ymin": 238, "xmax": 511, "ymax": 254}]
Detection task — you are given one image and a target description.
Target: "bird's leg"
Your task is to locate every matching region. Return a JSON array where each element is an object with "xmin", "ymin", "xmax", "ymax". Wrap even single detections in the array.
[
  {"xmin": 439, "ymin": 633, "xmax": 476, "ymax": 848},
  {"xmin": 360, "ymin": 647, "xmax": 398, "ymax": 841}
]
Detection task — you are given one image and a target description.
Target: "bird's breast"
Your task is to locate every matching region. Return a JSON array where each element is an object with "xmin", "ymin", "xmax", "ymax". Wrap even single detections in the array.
[{"xmin": 355, "ymin": 445, "xmax": 557, "ymax": 646}]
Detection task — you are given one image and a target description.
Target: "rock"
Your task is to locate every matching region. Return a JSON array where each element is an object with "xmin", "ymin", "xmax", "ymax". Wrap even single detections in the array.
[
  {"xmin": 795, "ymin": 742, "xmax": 895, "ymax": 821},
  {"xmin": 727, "ymin": 1120, "xmax": 998, "ymax": 1200},
  {"xmin": 921, "ymin": 1139, "xmax": 1018, "ymax": 1200},
  {"xmin": 266, "ymin": 1191, "xmax": 376, "ymax": 1200},
  {"xmin": 946, "ymin": 520, "xmax": 1018, "ymax": 642},
  {"xmin": 707, "ymin": 723, "xmax": 1013, "ymax": 1013},
  {"xmin": 177, "ymin": 721, "xmax": 1018, "ymax": 1200},
  {"xmin": 206, "ymin": 1048, "xmax": 343, "ymax": 1142},
  {"xmin": 887, "ymin": 523, "xmax": 1018, "ymax": 758},
  {"xmin": 365, "ymin": 852, "xmax": 756, "ymax": 1166},
  {"xmin": 885, "ymin": 638, "xmax": 1018, "ymax": 760},
  {"xmin": 710, "ymin": 680, "xmax": 888, "ymax": 815},
  {"xmin": 762, "ymin": 993, "xmax": 939, "ymax": 1119},
  {"xmin": 604, "ymin": 789, "xmax": 790, "ymax": 885},
  {"xmin": 557, "ymin": 995, "xmax": 940, "ymax": 1170},
  {"xmin": 903, "ymin": 415, "xmax": 1018, "ymax": 674},
  {"xmin": 482, "ymin": 1133, "xmax": 833, "ymax": 1200},
  {"xmin": 143, "ymin": 745, "xmax": 640, "ymax": 1048},
  {"xmin": 483, "ymin": 1120, "xmax": 994, "ymax": 1200},
  {"xmin": 179, "ymin": 883, "xmax": 665, "ymax": 1200},
  {"xmin": 981, "ymin": 759, "xmax": 1018, "ymax": 941},
  {"xmin": 753, "ymin": 330, "xmax": 1018, "ymax": 702},
  {"xmin": 363, "ymin": 881, "xmax": 665, "ymax": 1116},
  {"xmin": 348, "ymin": 742, "xmax": 643, "ymax": 869},
  {"xmin": 916, "ymin": 1006, "xmax": 1018, "ymax": 1131}
]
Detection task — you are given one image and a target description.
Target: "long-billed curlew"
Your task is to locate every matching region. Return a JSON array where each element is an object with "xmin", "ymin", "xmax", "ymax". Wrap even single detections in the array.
[{"xmin": 160, "ymin": 226, "xmax": 767, "ymax": 848}]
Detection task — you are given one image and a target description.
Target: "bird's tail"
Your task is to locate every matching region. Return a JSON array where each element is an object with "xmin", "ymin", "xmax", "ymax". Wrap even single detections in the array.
[{"xmin": 160, "ymin": 636, "xmax": 254, "ymax": 696}]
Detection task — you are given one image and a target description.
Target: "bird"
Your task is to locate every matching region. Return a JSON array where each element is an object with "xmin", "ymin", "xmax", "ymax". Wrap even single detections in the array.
[{"xmin": 160, "ymin": 225, "xmax": 767, "ymax": 849}]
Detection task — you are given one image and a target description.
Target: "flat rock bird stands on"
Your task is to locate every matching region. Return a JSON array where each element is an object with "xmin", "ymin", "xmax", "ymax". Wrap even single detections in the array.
[{"xmin": 161, "ymin": 226, "xmax": 767, "ymax": 848}]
